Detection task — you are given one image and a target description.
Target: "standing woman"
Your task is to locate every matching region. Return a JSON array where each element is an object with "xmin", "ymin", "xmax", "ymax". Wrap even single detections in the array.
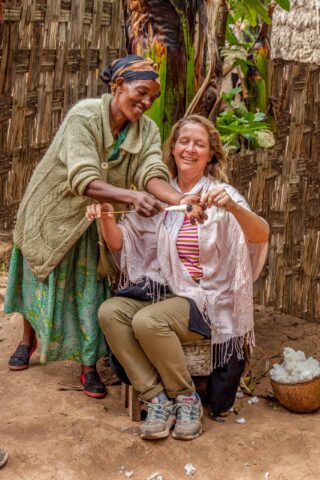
[{"xmin": 4, "ymin": 55, "xmax": 196, "ymax": 398}]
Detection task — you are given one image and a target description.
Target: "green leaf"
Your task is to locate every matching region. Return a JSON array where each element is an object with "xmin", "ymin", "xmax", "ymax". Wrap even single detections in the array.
[
  {"xmin": 247, "ymin": 0, "xmax": 271, "ymax": 24},
  {"xmin": 244, "ymin": 111, "xmax": 256, "ymax": 122},
  {"xmin": 245, "ymin": 5, "xmax": 258, "ymax": 26},
  {"xmin": 243, "ymin": 133, "xmax": 258, "ymax": 142},
  {"xmin": 217, "ymin": 123, "xmax": 267, "ymax": 134},
  {"xmin": 221, "ymin": 87, "xmax": 242, "ymax": 103},
  {"xmin": 220, "ymin": 46, "xmax": 249, "ymax": 64},
  {"xmin": 220, "ymin": 133, "xmax": 238, "ymax": 144},
  {"xmin": 275, "ymin": 0, "xmax": 290, "ymax": 12},
  {"xmin": 227, "ymin": 12, "xmax": 235, "ymax": 24},
  {"xmin": 234, "ymin": 42, "xmax": 254, "ymax": 49},
  {"xmin": 255, "ymin": 51, "xmax": 268, "ymax": 80},
  {"xmin": 231, "ymin": 1, "xmax": 247, "ymax": 22},
  {"xmin": 230, "ymin": 100, "xmax": 248, "ymax": 116},
  {"xmin": 254, "ymin": 112, "xmax": 266, "ymax": 122},
  {"xmin": 235, "ymin": 59, "xmax": 251, "ymax": 75},
  {"xmin": 220, "ymin": 132, "xmax": 240, "ymax": 154},
  {"xmin": 254, "ymin": 129, "xmax": 275, "ymax": 148},
  {"xmin": 226, "ymin": 25, "xmax": 239, "ymax": 45},
  {"xmin": 218, "ymin": 109, "xmax": 237, "ymax": 120}
]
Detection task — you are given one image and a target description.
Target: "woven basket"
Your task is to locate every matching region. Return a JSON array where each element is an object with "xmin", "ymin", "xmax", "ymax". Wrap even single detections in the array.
[{"xmin": 270, "ymin": 376, "xmax": 320, "ymax": 413}]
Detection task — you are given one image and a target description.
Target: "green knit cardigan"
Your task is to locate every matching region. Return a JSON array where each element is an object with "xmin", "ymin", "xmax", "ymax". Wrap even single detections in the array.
[{"xmin": 13, "ymin": 94, "xmax": 169, "ymax": 281}]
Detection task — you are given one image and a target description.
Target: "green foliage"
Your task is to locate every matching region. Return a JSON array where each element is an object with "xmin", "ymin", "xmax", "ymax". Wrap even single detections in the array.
[
  {"xmin": 225, "ymin": 24, "xmax": 238, "ymax": 45},
  {"xmin": 255, "ymin": 50, "xmax": 268, "ymax": 80},
  {"xmin": 220, "ymin": 46, "xmax": 254, "ymax": 75},
  {"xmin": 145, "ymin": 45, "xmax": 168, "ymax": 140},
  {"xmin": 229, "ymin": 0, "xmax": 269, "ymax": 26},
  {"xmin": 274, "ymin": 0, "xmax": 290, "ymax": 11},
  {"xmin": 221, "ymin": 87, "xmax": 242, "ymax": 103},
  {"xmin": 216, "ymin": 0, "xmax": 290, "ymax": 151},
  {"xmin": 254, "ymin": 129, "xmax": 276, "ymax": 148},
  {"xmin": 229, "ymin": 0, "xmax": 290, "ymax": 27},
  {"xmin": 224, "ymin": 0, "xmax": 290, "ymax": 80},
  {"xmin": 217, "ymin": 88, "xmax": 275, "ymax": 153}
]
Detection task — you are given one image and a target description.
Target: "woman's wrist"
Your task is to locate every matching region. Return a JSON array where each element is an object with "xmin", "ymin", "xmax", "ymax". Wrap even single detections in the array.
[
  {"xmin": 122, "ymin": 189, "xmax": 137, "ymax": 205},
  {"xmin": 100, "ymin": 204, "xmax": 116, "ymax": 223},
  {"xmin": 101, "ymin": 214, "xmax": 116, "ymax": 222},
  {"xmin": 226, "ymin": 200, "xmax": 240, "ymax": 215},
  {"xmin": 178, "ymin": 194, "xmax": 189, "ymax": 205}
]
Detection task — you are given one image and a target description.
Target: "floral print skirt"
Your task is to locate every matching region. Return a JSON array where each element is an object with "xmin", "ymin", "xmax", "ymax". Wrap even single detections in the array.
[{"xmin": 4, "ymin": 222, "xmax": 110, "ymax": 365}]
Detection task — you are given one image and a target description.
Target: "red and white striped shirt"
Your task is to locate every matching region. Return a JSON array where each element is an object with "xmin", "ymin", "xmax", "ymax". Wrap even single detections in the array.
[{"xmin": 176, "ymin": 217, "xmax": 203, "ymax": 280}]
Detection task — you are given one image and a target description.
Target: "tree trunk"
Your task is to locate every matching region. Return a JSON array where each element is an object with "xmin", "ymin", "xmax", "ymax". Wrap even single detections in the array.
[{"xmin": 122, "ymin": 0, "xmax": 221, "ymax": 140}]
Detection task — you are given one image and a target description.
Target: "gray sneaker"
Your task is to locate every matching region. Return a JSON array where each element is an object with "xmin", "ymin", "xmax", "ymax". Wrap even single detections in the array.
[
  {"xmin": 172, "ymin": 394, "xmax": 203, "ymax": 440},
  {"xmin": 140, "ymin": 400, "xmax": 175, "ymax": 440}
]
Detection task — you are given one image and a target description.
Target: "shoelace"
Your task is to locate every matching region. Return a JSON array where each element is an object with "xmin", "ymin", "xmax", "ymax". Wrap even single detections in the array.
[
  {"xmin": 144, "ymin": 402, "xmax": 172, "ymax": 422},
  {"xmin": 175, "ymin": 402, "xmax": 201, "ymax": 422}
]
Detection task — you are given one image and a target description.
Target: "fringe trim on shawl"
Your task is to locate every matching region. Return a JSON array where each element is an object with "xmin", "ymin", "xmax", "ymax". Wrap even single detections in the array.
[
  {"xmin": 117, "ymin": 267, "xmax": 131, "ymax": 290},
  {"xmin": 211, "ymin": 328, "xmax": 255, "ymax": 369},
  {"xmin": 117, "ymin": 269, "xmax": 173, "ymax": 303}
]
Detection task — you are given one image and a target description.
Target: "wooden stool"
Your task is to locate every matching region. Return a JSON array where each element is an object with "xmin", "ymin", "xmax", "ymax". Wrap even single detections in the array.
[{"xmin": 121, "ymin": 339, "xmax": 211, "ymax": 421}]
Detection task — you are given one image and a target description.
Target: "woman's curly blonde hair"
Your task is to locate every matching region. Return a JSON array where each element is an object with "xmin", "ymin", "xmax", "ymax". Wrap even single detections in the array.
[{"xmin": 163, "ymin": 114, "xmax": 228, "ymax": 183}]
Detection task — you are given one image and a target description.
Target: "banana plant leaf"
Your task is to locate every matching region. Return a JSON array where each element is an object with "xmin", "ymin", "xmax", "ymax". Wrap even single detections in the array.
[
  {"xmin": 122, "ymin": 0, "xmax": 219, "ymax": 140},
  {"xmin": 122, "ymin": 0, "xmax": 212, "ymax": 141}
]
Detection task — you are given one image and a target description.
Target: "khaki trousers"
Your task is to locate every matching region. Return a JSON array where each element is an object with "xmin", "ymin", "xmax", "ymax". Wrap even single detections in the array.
[{"xmin": 98, "ymin": 296, "xmax": 205, "ymax": 401}]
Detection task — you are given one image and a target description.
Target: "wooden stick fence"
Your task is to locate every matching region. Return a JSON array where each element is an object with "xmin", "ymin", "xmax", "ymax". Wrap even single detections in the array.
[
  {"xmin": 228, "ymin": 59, "xmax": 320, "ymax": 322},
  {"xmin": 0, "ymin": 0, "xmax": 125, "ymax": 236},
  {"xmin": 0, "ymin": 4, "xmax": 319, "ymax": 322}
]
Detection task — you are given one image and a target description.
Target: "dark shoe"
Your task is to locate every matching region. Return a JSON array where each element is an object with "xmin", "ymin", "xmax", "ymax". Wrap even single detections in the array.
[
  {"xmin": 80, "ymin": 371, "xmax": 107, "ymax": 399},
  {"xmin": 0, "ymin": 449, "xmax": 8, "ymax": 468},
  {"xmin": 8, "ymin": 340, "xmax": 38, "ymax": 371}
]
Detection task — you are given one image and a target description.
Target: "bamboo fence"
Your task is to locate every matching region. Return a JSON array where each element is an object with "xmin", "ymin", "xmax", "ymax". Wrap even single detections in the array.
[
  {"xmin": 229, "ymin": 59, "xmax": 320, "ymax": 322},
  {"xmin": 0, "ymin": 0, "xmax": 125, "ymax": 235},
  {"xmin": 0, "ymin": 3, "xmax": 319, "ymax": 321}
]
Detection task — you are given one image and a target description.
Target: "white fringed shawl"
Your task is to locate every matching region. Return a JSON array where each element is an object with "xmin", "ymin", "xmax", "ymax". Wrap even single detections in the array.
[{"xmin": 115, "ymin": 178, "xmax": 268, "ymax": 368}]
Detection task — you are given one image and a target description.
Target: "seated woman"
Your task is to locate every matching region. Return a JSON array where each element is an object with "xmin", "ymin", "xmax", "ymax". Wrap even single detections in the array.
[{"xmin": 86, "ymin": 114, "xmax": 269, "ymax": 440}]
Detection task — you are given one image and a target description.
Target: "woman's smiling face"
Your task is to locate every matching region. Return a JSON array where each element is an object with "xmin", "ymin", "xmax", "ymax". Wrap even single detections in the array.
[
  {"xmin": 116, "ymin": 79, "xmax": 161, "ymax": 122},
  {"xmin": 173, "ymin": 122, "xmax": 213, "ymax": 182}
]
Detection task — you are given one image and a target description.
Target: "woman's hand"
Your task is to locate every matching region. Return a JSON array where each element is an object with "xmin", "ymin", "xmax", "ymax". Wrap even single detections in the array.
[
  {"xmin": 202, "ymin": 188, "xmax": 236, "ymax": 213},
  {"xmin": 131, "ymin": 191, "xmax": 163, "ymax": 217},
  {"xmin": 86, "ymin": 203, "xmax": 124, "ymax": 250},
  {"xmin": 179, "ymin": 194, "xmax": 207, "ymax": 224},
  {"xmin": 85, "ymin": 203, "xmax": 114, "ymax": 221},
  {"xmin": 202, "ymin": 188, "xmax": 269, "ymax": 243},
  {"xmin": 146, "ymin": 178, "xmax": 207, "ymax": 223}
]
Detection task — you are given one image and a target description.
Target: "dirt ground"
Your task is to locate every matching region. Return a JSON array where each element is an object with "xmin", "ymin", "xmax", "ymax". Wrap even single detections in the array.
[{"xmin": 1, "ymin": 271, "xmax": 320, "ymax": 480}]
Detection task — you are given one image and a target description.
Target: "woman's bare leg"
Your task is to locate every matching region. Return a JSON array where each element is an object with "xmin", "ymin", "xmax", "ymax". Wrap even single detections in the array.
[{"xmin": 21, "ymin": 318, "xmax": 36, "ymax": 346}]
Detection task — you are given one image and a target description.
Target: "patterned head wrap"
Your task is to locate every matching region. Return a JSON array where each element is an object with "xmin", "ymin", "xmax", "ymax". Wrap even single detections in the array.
[{"xmin": 100, "ymin": 54, "xmax": 159, "ymax": 93}]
